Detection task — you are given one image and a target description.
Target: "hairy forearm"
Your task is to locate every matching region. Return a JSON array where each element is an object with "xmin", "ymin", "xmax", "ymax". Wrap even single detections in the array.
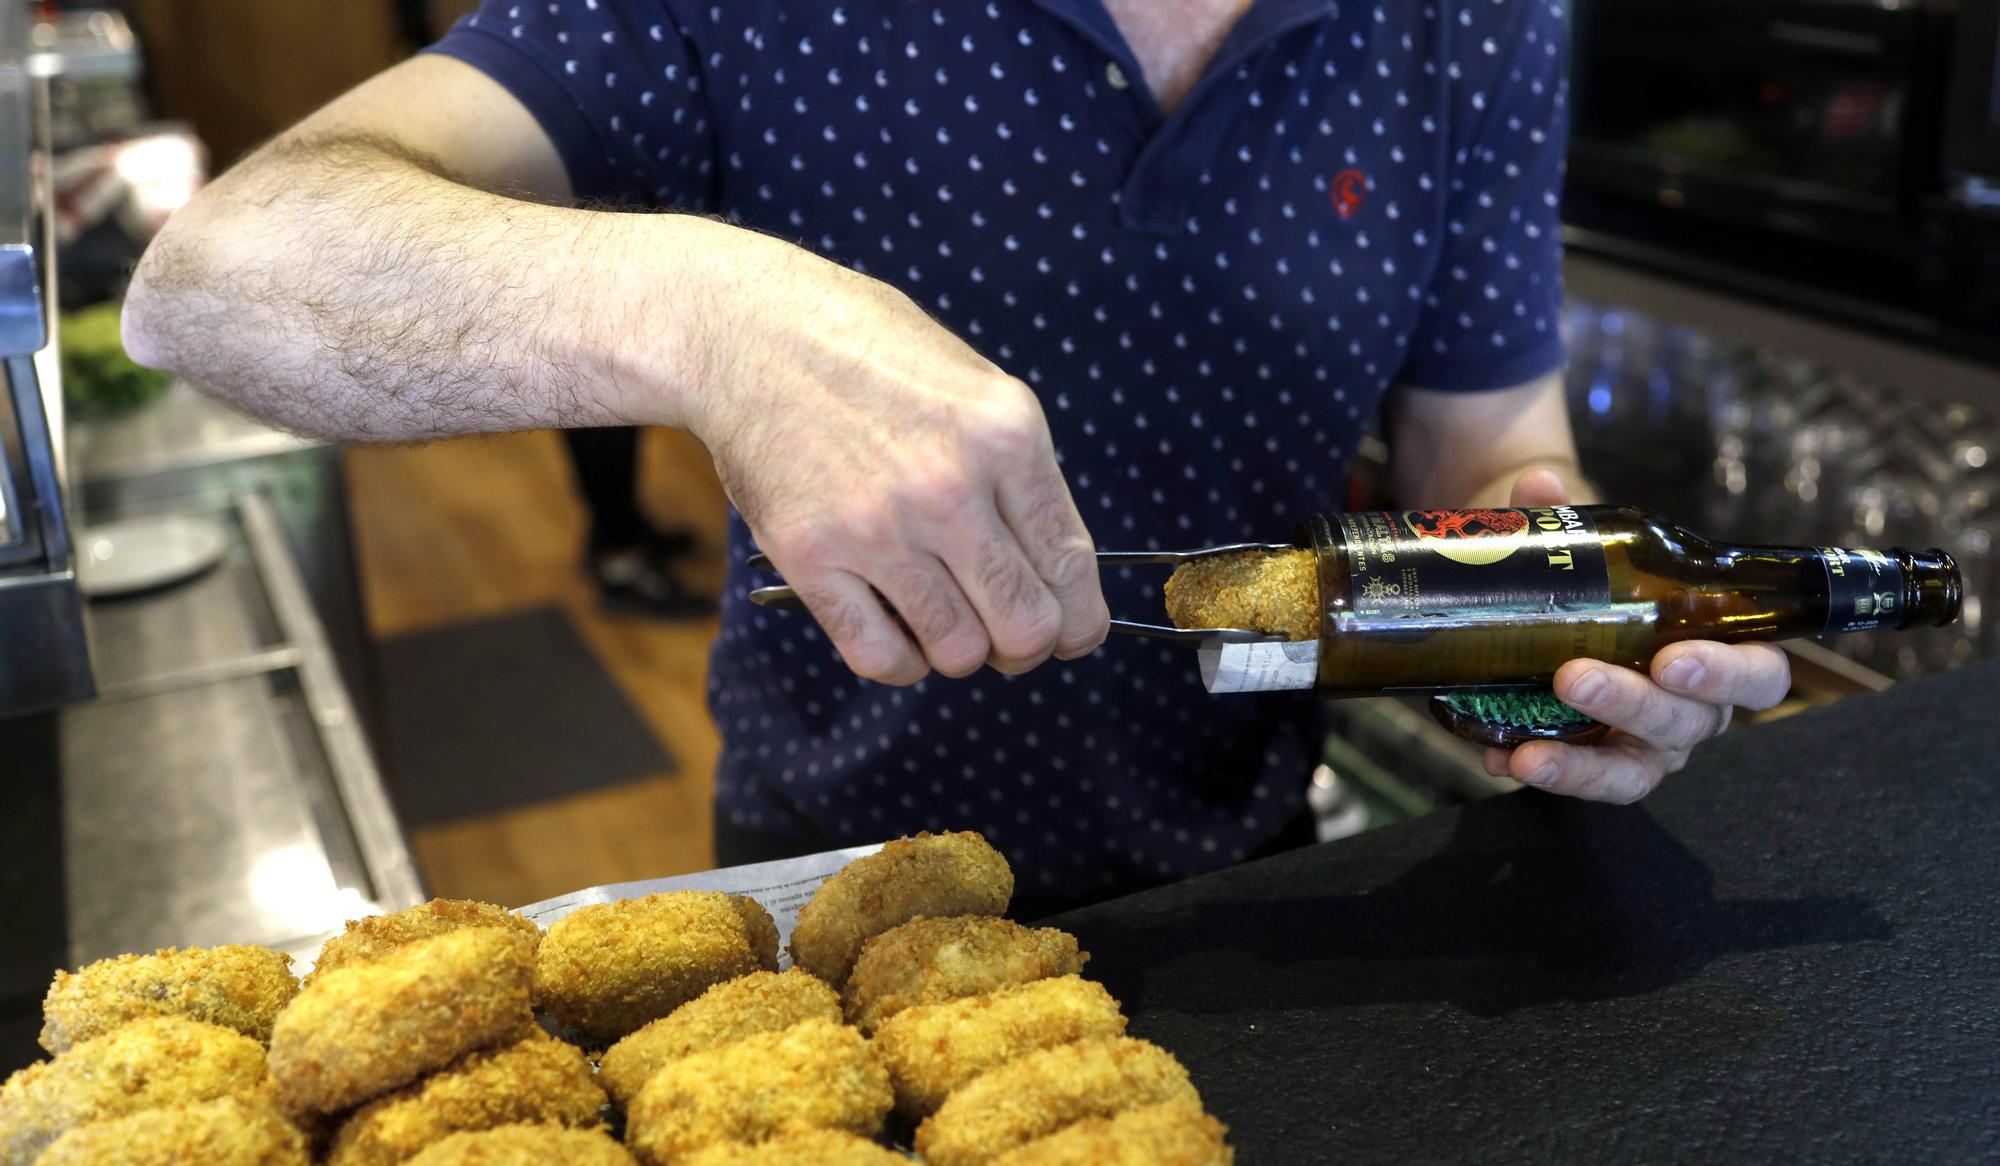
[{"xmin": 123, "ymin": 133, "xmax": 741, "ymax": 442}]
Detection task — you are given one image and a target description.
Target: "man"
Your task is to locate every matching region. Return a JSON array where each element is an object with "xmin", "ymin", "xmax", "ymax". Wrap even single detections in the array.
[{"xmin": 122, "ymin": 0, "xmax": 1789, "ymax": 905}]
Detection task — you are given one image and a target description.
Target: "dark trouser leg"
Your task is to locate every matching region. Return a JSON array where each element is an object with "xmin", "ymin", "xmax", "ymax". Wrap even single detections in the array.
[{"xmin": 562, "ymin": 426, "xmax": 647, "ymax": 553}]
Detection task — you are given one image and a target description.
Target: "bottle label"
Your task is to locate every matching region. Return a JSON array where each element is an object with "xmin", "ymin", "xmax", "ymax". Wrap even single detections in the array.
[
  {"xmin": 1337, "ymin": 507, "xmax": 1613, "ymax": 621},
  {"xmin": 1818, "ymin": 547, "xmax": 1903, "ymax": 635}
]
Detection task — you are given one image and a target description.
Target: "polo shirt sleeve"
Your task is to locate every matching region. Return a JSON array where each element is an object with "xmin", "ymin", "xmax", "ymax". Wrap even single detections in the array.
[
  {"xmin": 425, "ymin": 1, "xmax": 718, "ymax": 209},
  {"xmin": 1397, "ymin": 0, "xmax": 1569, "ymax": 392}
]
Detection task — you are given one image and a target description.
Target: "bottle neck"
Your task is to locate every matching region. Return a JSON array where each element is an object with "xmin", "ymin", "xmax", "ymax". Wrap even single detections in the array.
[{"xmin": 1815, "ymin": 546, "xmax": 1961, "ymax": 635}]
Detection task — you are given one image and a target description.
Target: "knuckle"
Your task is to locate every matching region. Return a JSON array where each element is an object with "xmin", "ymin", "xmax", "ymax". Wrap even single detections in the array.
[
  {"xmin": 991, "ymin": 602, "xmax": 1063, "ymax": 665},
  {"xmin": 834, "ymin": 500, "xmax": 897, "ymax": 551},
  {"xmin": 973, "ymin": 381, "xmax": 1046, "ymax": 455},
  {"xmin": 1040, "ymin": 535, "xmax": 1101, "ymax": 596},
  {"xmin": 903, "ymin": 468, "xmax": 978, "ymax": 522},
  {"xmin": 894, "ymin": 573, "xmax": 964, "ymax": 644},
  {"xmin": 843, "ymin": 638, "xmax": 919, "ymax": 686}
]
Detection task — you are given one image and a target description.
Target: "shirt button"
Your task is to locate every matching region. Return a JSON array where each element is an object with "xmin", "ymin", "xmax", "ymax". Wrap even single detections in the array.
[{"xmin": 1106, "ymin": 61, "xmax": 1131, "ymax": 89}]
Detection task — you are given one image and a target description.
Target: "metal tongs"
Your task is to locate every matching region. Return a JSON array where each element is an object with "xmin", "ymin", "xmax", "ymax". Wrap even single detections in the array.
[{"xmin": 744, "ymin": 543, "xmax": 1299, "ymax": 645}]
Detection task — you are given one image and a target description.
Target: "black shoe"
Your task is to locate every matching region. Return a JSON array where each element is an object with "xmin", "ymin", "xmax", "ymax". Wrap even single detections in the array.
[{"xmin": 587, "ymin": 544, "xmax": 715, "ymax": 620}]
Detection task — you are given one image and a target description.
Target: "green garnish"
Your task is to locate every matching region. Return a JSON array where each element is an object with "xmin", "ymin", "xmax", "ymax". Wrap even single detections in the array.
[{"xmin": 1438, "ymin": 690, "xmax": 1591, "ymax": 728}]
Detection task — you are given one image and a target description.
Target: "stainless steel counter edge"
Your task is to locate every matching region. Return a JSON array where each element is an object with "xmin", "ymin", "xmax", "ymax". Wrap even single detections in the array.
[{"xmin": 237, "ymin": 490, "xmax": 425, "ymax": 912}]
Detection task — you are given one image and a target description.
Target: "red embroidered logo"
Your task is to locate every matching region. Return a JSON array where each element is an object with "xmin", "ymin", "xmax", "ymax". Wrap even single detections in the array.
[{"xmin": 1331, "ymin": 168, "xmax": 1367, "ymax": 219}]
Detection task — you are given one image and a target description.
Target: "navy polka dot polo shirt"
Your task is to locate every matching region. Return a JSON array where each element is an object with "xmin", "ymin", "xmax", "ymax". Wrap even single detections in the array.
[{"xmin": 431, "ymin": 0, "xmax": 1569, "ymax": 898}]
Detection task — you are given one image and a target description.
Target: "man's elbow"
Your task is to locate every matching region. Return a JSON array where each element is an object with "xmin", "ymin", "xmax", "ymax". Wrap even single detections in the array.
[
  {"xmin": 119, "ymin": 212, "xmax": 204, "ymax": 375},
  {"xmin": 120, "ymin": 256, "xmax": 170, "ymax": 373}
]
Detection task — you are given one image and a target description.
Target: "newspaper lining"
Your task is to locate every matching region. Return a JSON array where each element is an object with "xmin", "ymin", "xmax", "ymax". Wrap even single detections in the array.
[{"xmin": 1198, "ymin": 637, "xmax": 1320, "ymax": 693}]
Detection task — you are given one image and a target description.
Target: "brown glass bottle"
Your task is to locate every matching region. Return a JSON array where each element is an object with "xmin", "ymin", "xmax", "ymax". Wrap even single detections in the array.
[{"xmin": 1300, "ymin": 505, "xmax": 1961, "ymax": 696}]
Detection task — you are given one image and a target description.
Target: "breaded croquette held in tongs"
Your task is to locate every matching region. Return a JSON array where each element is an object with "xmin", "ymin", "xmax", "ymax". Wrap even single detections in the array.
[
  {"xmin": 843, "ymin": 915, "xmax": 1088, "ymax": 1036},
  {"xmin": 599, "ymin": 969, "xmax": 840, "ymax": 1110},
  {"xmin": 789, "ymin": 832, "xmax": 1013, "ymax": 987},
  {"xmin": 38, "ymin": 944, "xmax": 299, "ymax": 1053},
  {"xmin": 1163, "ymin": 548, "xmax": 1321, "ymax": 641},
  {"xmin": 533, "ymin": 892, "xmax": 780, "ymax": 1042}
]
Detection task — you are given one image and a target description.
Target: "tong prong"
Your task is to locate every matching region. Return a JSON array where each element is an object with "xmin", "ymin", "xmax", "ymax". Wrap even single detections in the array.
[
  {"xmin": 749, "ymin": 543, "xmax": 1295, "ymax": 574},
  {"xmin": 747, "ymin": 543, "xmax": 1295, "ymax": 647}
]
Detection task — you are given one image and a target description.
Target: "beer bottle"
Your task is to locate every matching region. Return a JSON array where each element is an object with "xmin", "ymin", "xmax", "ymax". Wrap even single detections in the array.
[{"xmin": 1201, "ymin": 505, "xmax": 1961, "ymax": 695}]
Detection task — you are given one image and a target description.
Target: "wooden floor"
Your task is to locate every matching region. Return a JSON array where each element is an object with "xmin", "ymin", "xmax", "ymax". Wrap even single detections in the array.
[{"xmin": 344, "ymin": 428, "xmax": 732, "ymax": 908}]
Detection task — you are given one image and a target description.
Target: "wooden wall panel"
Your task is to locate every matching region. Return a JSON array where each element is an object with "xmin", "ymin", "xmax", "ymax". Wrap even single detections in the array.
[{"xmin": 116, "ymin": 0, "xmax": 407, "ymax": 166}]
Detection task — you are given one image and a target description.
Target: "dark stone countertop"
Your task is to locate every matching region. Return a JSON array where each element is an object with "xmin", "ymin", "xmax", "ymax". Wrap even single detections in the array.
[{"xmin": 1053, "ymin": 659, "xmax": 2000, "ymax": 1164}]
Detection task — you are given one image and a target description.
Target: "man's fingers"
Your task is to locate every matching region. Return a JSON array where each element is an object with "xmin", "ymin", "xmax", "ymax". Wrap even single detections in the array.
[
  {"xmin": 788, "ymin": 569, "xmax": 928, "ymax": 686},
  {"xmin": 995, "ymin": 449, "xmax": 1108, "ymax": 661},
  {"xmin": 1554, "ymin": 658, "xmax": 1729, "ymax": 753},
  {"xmin": 1509, "ymin": 738, "xmax": 1676, "ymax": 804},
  {"xmin": 936, "ymin": 518, "xmax": 1065, "ymax": 675},
  {"xmin": 1507, "ymin": 468, "xmax": 1571, "ymax": 508},
  {"xmin": 870, "ymin": 556, "xmax": 992, "ymax": 679},
  {"xmin": 1652, "ymin": 640, "xmax": 1792, "ymax": 712}
]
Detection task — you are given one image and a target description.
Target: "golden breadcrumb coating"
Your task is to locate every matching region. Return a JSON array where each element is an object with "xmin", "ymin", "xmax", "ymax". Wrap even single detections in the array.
[
  {"xmin": 789, "ymin": 833, "xmax": 1012, "ymax": 988},
  {"xmin": 599, "ymin": 971, "xmax": 840, "ymax": 1110},
  {"xmin": 534, "ymin": 893, "xmax": 779, "ymax": 1043},
  {"xmin": 307, "ymin": 900, "xmax": 542, "ymax": 986},
  {"xmin": 0, "ymin": 1016, "xmax": 267, "ymax": 1166},
  {"xmin": 267, "ymin": 928, "xmax": 536, "ymax": 1117},
  {"xmin": 39, "ymin": 945, "xmax": 298, "ymax": 1053},
  {"xmin": 1163, "ymin": 549, "xmax": 1319, "ymax": 641},
  {"xmin": 326, "ymin": 1033, "xmax": 606, "ymax": 1166},
  {"xmin": 624, "ymin": 1019, "xmax": 891, "ymax": 1166},
  {"xmin": 874, "ymin": 976, "xmax": 1128, "ymax": 1119},
  {"xmin": 34, "ymin": 1094, "xmax": 309, "ymax": 1166},
  {"xmin": 987, "ymin": 1100, "xmax": 1233, "ymax": 1166},
  {"xmin": 913, "ymin": 1037, "xmax": 1200, "ymax": 1166},
  {"xmin": 404, "ymin": 1124, "xmax": 637, "ymax": 1166},
  {"xmin": 843, "ymin": 916, "xmax": 1087, "ymax": 1036},
  {"xmin": 676, "ymin": 1129, "xmax": 906, "ymax": 1166}
]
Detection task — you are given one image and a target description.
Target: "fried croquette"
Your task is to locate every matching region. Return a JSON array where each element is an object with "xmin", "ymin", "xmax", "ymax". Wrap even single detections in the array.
[
  {"xmin": 842, "ymin": 916, "xmax": 1087, "ymax": 1036},
  {"xmin": 873, "ymin": 976, "xmax": 1128, "ymax": 1119},
  {"xmin": 0, "ymin": 1016, "xmax": 267, "ymax": 1166},
  {"xmin": 34, "ymin": 1094, "xmax": 309, "ymax": 1166},
  {"xmin": 912, "ymin": 1037, "xmax": 1200, "ymax": 1166},
  {"xmin": 790, "ymin": 833, "xmax": 1012, "ymax": 988},
  {"xmin": 598, "ymin": 971, "xmax": 839, "ymax": 1110},
  {"xmin": 403, "ymin": 1124, "xmax": 637, "ymax": 1166},
  {"xmin": 624, "ymin": 1019, "xmax": 891, "ymax": 1166},
  {"xmin": 532, "ymin": 900, "xmax": 780, "ymax": 1048},
  {"xmin": 987, "ymin": 1099, "xmax": 1233, "ymax": 1166},
  {"xmin": 534, "ymin": 893, "xmax": 779, "ymax": 1043},
  {"xmin": 38, "ymin": 944, "xmax": 298, "ymax": 1053},
  {"xmin": 326, "ymin": 1033, "xmax": 606, "ymax": 1166},
  {"xmin": 676, "ymin": 1129, "xmax": 906, "ymax": 1166},
  {"xmin": 267, "ymin": 928, "xmax": 536, "ymax": 1117},
  {"xmin": 307, "ymin": 900, "xmax": 542, "ymax": 986},
  {"xmin": 1163, "ymin": 548, "xmax": 1319, "ymax": 641}
]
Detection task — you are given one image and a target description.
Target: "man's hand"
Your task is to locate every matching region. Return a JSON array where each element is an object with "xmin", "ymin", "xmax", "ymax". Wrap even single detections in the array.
[
  {"xmin": 1483, "ymin": 469, "xmax": 1793, "ymax": 803},
  {"xmin": 694, "ymin": 248, "xmax": 1108, "ymax": 686}
]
